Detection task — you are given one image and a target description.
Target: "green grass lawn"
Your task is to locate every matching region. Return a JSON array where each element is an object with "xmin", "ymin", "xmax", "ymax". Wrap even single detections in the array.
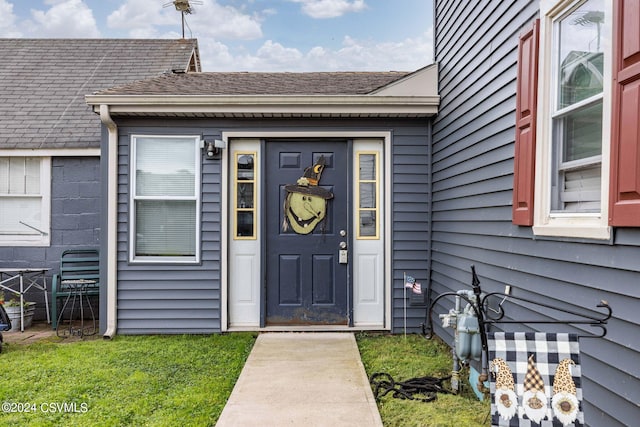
[
  {"xmin": 357, "ymin": 332, "xmax": 490, "ymax": 427},
  {"xmin": 1, "ymin": 331, "xmax": 488, "ymax": 427},
  {"xmin": 0, "ymin": 333, "xmax": 256, "ymax": 426}
]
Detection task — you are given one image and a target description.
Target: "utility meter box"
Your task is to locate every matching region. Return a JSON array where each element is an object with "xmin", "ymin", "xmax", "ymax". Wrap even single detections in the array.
[{"xmin": 455, "ymin": 312, "xmax": 482, "ymax": 362}]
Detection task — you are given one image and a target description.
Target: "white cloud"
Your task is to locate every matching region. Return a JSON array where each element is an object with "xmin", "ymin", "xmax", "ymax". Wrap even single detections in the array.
[
  {"xmin": 0, "ymin": 0, "xmax": 21, "ymax": 37},
  {"xmin": 107, "ymin": 0, "xmax": 262, "ymax": 40},
  {"xmin": 188, "ymin": 1, "xmax": 263, "ymax": 40},
  {"xmin": 310, "ymin": 31, "xmax": 433, "ymax": 71},
  {"xmin": 200, "ymin": 28, "xmax": 433, "ymax": 72},
  {"xmin": 1, "ymin": 0, "xmax": 101, "ymax": 38},
  {"xmin": 26, "ymin": 0, "xmax": 101, "ymax": 38},
  {"xmin": 256, "ymin": 40, "xmax": 304, "ymax": 69},
  {"xmin": 107, "ymin": 0, "xmax": 173, "ymax": 37},
  {"xmin": 2, "ymin": 0, "xmax": 431, "ymax": 73},
  {"xmin": 289, "ymin": 0, "xmax": 366, "ymax": 19},
  {"xmin": 327, "ymin": 32, "xmax": 434, "ymax": 70}
]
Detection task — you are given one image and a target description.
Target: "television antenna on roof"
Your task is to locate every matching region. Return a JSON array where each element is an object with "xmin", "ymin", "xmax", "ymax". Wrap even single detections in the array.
[
  {"xmin": 163, "ymin": 0, "xmax": 202, "ymax": 38},
  {"xmin": 572, "ymin": 10, "xmax": 604, "ymax": 51}
]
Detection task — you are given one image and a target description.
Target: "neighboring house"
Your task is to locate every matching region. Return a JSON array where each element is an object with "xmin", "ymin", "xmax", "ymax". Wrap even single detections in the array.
[
  {"xmin": 84, "ymin": 66, "xmax": 439, "ymax": 337},
  {"xmin": 432, "ymin": 1, "xmax": 638, "ymax": 426},
  {"xmin": 0, "ymin": 39, "xmax": 200, "ymax": 320}
]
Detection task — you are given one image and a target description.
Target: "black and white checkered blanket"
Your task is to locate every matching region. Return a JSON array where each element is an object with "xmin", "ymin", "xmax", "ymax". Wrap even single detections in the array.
[{"xmin": 488, "ymin": 332, "xmax": 583, "ymax": 427}]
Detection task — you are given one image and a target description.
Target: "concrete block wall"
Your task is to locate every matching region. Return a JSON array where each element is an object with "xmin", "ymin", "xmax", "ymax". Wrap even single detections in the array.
[{"xmin": 0, "ymin": 156, "xmax": 100, "ymax": 321}]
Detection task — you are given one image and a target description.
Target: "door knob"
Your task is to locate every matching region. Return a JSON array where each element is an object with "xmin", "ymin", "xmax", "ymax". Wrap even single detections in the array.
[{"xmin": 339, "ymin": 241, "xmax": 347, "ymax": 249}]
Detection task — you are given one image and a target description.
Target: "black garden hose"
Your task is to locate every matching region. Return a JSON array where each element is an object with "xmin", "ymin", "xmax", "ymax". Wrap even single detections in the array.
[{"xmin": 370, "ymin": 372, "xmax": 452, "ymax": 403}]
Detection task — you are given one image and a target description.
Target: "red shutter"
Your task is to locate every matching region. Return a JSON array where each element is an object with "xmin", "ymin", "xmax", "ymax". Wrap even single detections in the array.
[
  {"xmin": 610, "ymin": 0, "xmax": 640, "ymax": 226},
  {"xmin": 512, "ymin": 19, "xmax": 540, "ymax": 226}
]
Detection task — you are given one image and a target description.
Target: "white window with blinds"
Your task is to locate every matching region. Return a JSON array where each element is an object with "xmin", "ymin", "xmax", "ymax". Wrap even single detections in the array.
[
  {"xmin": 0, "ymin": 156, "xmax": 51, "ymax": 246},
  {"xmin": 130, "ymin": 135, "xmax": 201, "ymax": 263},
  {"xmin": 533, "ymin": 0, "xmax": 612, "ymax": 240},
  {"xmin": 550, "ymin": 0, "xmax": 605, "ymax": 213}
]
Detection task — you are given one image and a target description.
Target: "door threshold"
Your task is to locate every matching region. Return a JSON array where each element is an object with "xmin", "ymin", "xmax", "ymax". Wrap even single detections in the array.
[{"xmin": 227, "ymin": 325, "xmax": 387, "ymax": 332}]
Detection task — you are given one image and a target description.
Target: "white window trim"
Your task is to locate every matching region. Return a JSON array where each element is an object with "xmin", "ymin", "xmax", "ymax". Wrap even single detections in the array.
[
  {"xmin": 129, "ymin": 135, "xmax": 202, "ymax": 263},
  {"xmin": 0, "ymin": 156, "xmax": 51, "ymax": 247},
  {"xmin": 534, "ymin": 0, "xmax": 612, "ymax": 240}
]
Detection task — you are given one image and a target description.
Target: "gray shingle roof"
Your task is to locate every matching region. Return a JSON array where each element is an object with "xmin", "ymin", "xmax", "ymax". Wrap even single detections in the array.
[
  {"xmin": 0, "ymin": 39, "xmax": 199, "ymax": 149},
  {"xmin": 94, "ymin": 71, "xmax": 411, "ymax": 96}
]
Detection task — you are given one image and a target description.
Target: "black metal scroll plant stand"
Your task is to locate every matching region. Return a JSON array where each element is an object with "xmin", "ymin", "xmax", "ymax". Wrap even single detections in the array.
[{"xmin": 420, "ymin": 265, "xmax": 612, "ymax": 394}]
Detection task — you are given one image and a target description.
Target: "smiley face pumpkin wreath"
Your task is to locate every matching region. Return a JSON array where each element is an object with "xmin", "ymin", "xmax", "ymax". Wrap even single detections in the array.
[{"xmin": 282, "ymin": 155, "xmax": 334, "ymax": 235}]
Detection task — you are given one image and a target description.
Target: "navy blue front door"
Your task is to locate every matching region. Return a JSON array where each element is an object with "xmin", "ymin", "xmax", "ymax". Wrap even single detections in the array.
[{"xmin": 265, "ymin": 140, "xmax": 349, "ymax": 325}]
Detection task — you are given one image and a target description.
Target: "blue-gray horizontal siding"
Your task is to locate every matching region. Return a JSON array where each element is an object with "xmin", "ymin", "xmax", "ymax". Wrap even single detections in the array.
[
  {"xmin": 0, "ymin": 156, "xmax": 100, "ymax": 321},
  {"xmin": 115, "ymin": 126, "xmax": 220, "ymax": 334},
  {"xmin": 391, "ymin": 124, "xmax": 432, "ymax": 332},
  {"xmin": 433, "ymin": 1, "xmax": 639, "ymax": 426},
  {"xmin": 112, "ymin": 118, "xmax": 432, "ymax": 334}
]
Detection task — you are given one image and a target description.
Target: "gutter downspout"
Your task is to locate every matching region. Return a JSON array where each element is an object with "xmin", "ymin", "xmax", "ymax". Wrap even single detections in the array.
[{"xmin": 99, "ymin": 104, "xmax": 118, "ymax": 339}]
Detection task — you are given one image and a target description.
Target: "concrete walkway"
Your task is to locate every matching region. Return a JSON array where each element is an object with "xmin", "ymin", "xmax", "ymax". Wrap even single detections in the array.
[{"xmin": 216, "ymin": 332, "xmax": 383, "ymax": 427}]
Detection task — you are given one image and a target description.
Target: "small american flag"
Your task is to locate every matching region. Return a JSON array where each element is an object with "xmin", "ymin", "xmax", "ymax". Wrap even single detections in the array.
[
  {"xmin": 405, "ymin": 276, "xmax": 415, "ymax": 288},
  {"xmin": 405, "ymin": 276, "xmax": 422, "ymax": 294},
  {"xmin": 412, "ymin": 282, "xmax": 422, "ymax": 294}
]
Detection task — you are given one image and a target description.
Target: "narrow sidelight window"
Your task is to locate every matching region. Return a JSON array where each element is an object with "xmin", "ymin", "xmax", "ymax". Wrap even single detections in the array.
[
  {"xmin": 234, "ymin": 152, "xmax": 257, "ymax": 239},
  {"xmin": 356, "ymin": 152, "xmax": 379, "ymax": 239}
]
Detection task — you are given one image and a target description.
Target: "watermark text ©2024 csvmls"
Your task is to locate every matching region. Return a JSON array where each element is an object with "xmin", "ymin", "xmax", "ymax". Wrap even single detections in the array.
[{"xmin": 2, "ymin": 401, "xmax": 89, "ymax": 414}]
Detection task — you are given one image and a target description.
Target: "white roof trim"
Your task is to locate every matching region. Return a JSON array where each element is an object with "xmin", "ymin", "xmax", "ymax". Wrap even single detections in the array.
[
  {"xmin": 370, "ymin": 63, "xmax": 438, "ymax": 96},
  {"xmin": 86, "ymin": 94, "xmax": 439, "ymax": 117},
  {"xmin": 0, "ymin": 148, "xmax": 100, "ymax": 156}
]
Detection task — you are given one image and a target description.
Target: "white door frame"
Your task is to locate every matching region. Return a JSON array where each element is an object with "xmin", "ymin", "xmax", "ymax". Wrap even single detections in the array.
[{"xmin": 221, "ymin": 131, "xmax": 392, "ymax": 332}]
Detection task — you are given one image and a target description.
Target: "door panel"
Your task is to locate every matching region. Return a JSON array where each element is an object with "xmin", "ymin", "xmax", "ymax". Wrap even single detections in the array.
[
  {"xmin": 278, "ymin": 255, "xmax": 301, "ymax": 304},
  {"xmin": 265, "ymin": 140, "xmax": 349, "ymax": 325},
  {"xmin": 312, "ymin": 255, "xmax": 335, "ymax": 304}
]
